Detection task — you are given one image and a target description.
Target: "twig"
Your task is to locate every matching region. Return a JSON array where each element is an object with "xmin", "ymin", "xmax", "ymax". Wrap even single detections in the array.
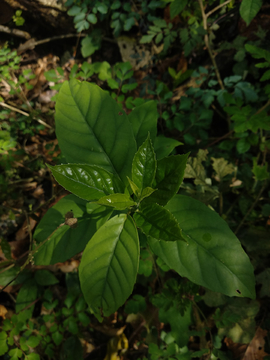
[
  {"xmin": 198, "ymin": 0, "xmax": 225, "ymax": 90},
  {"xmin": 0, "ymin": 25, "xmax": 31, "ymax": 39},
  {"xmin": 255, "ymin": 99, "xmax": 270, "ymax": 115},
  {"xmin": 206, "ymin": 0, "xmax": 233, "ymax": 18},
  {"xmin": 18, "ymin": 33, "xmax": 87, "ymax": 53},
  {"xmin": 234, "ymin": 180, "xmax": 268, "ymax": 235},
  {"xmin": 0, "ymin": 102, "xmax": 52, "ymax": 128},
  {"xmin": 204, "ymin": 130, "xmax": 234, "ymax": 149},
  {"xmin": 18, "ymin": 33, "xmax": 117, "ymax": 53}
]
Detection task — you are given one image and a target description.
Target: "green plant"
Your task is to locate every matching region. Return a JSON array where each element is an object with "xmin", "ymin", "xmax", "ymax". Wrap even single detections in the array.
[
  {"xmin": 12, "ymin": 10, "xmax": 25, "ymax": 26},
  {"xmin": 0, "ymin": 271, "xmax": 91, "ymax": 360},
  {"xmin": 27, "ymin": 80, "xmax": 255, "ymax": 320}
]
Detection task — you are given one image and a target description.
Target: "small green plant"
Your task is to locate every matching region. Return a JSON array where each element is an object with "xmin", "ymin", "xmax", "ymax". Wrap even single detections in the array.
[
  {"xmin": 0, "ymin": 271, "xmax": 90, "ymax": 360},
  {"xmin": 12, "ymin": 10, "xmax": 25, "ymax": 26},
  {"xmin": 28, "ymin": 80, "xmax": 255, "ymax": 320}
]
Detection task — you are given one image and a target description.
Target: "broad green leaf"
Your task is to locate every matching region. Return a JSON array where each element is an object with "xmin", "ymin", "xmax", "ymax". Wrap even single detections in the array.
[
  {"xmin": 132, "ymin": 135, "xmax": 156, "ymax": 191},
  {"xmin": 149, "ymin": 195, "xmax": 256, "ymax": 299},
  {"xmin": 34, "ymin": 195, "xmax": 87, "ymax": 243},
  {"xmin": 146, "ymin": 153, "xmax": 189, "ymax": 206},
  {"xmin": 133, "ymin": 203, "xmax": 184, "ymax": 242},
  {"xmin": 79, "ymin": 214, "xmax": 139, "ymax": 316},
  {"xmin": 34, "ymin": 195, "xmax": 112, "ymax": 265},
  {"xmin": 128, "ymin": 100, "xmax": 157, "ymax": 148},
  {"xmin": 16, "ymin": 279, "xmax": 38, "ymax": 314},
  {"xmin": 0, "ymin": 266, "xmax": 19, "ymax": 287},
  {"xmin": 47, "ymin": 164, "xmax": 124, "ymax": 201},
  {"xmin": 170, "ymin": 0, "xmax": 188, "ymax": 19},
  {"xmin": 95, "ymin": 193, "xmax": 136, "ymax": 210},
  {"xmin": 240, "ymin": 0, "xmax": 263, "ymax": 26},
  {"xmin": 34, "ymin": 270, "xmax": 59, "ymax": 286},
  {"xmin": 154, "ymin": 136, "xmax": 183, "ymax": 160},
  {"xmin": 55, "ymin": 80, "xmax": 136, "ymax": 184}
]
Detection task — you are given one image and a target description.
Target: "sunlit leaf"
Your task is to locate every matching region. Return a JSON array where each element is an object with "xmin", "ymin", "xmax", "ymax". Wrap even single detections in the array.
[
  {"xmin": 79, "ymin": 214, "xmax": 139, "ymax": 316},
  {"xmin": 149, "ymin": 195, "xmax": 255, "ymax": 298}
]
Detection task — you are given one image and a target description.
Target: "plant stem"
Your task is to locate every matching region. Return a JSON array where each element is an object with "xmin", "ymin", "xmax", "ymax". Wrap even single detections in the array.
[
  {"xmin": 235, "ymin": 180, "xmax": 268, "ymax": 235},
  {"xmin": 0, "ymin": 101, "xmax": 52, "ymax": 128},
  {"xmin": 198, "ymin": 0, "xmax": 225, "ymax": 91},
  {"xmin": 255, "ymin": 98, "xmax": 270, "ymax": 115},
  {"xmin": 205, "ymin": 0, "xmax": 233, "ymax": 18},
  {"xmin": 204, "ymin": 130, "xmax": 234, "ymax": 149}
]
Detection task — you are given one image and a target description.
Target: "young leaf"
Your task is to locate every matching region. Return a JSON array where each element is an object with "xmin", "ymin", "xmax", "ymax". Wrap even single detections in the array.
[
  {"xmin": 127, "ymin": 176, "xmax": 140, "ymax": 197},
  {"xmin": 79, "ymin": 214, "xmax": 139, "ymax": 317},
  {"xmin": 133, "ymin": 203, "xmax": 185, "ymax": 242},
  {"xmin": 95, "ymin": 193, "xmax": 136, "ymax": 210},
  {"xmin": 240, "ymin": 0, "xmax": 263, "ymax": 26},
  {"xmin": 149, "ymin": 195, "xmax": 256, "ymax": 299},
  {"xmin": 132, "ymin": 135, "xmax": 156, "ymax": 191},
  {"xmin": 47, "ymin": 164, "xmax": 124, "ymax": 201},
  {"xmin": 55, "ymin": 80, "xmax": 136, "ymax": 184},
  {"xmin": 128, "ymin": 100, "xmax": 158, "ymax": 148},
  {"xmin": 146, "ymin": 153, "xmax": 189, "ymax": 206},
  {"xmin": 139, "ymin": 187, "xmax": 156, "ymax": 202}
]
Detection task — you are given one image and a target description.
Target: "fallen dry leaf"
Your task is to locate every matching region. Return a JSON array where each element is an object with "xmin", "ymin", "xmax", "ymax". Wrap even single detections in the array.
[
  {"xmin": 0, "ymin": 304, "xmax": 8, "ymax": 319},
  {"xmin": 225, "ymin": 337, "xmax": 248, "ymax": 359},
  {"xmin": 243, "ymin": 327, "xmax": 268, "ymax": 360}
]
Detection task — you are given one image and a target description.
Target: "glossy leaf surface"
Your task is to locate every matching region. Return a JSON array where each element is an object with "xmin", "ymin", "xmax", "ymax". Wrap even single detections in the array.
[
  {"xmin": 133, "ymin": 203, "xmax": 184, "ymax": 242},
  {"xmin": 34, "ymin": 195, "xmax": 112, "ymax": 265},
  {"xmin": 149, "ymin": 195, "xmax": 256, "ymax": 298},
  {"xmin": 79, "ymin": 214, "xmax": 139, "ymax": 316},
  {"xmin": 48, "ymin": 164, "xmax": 124, "ymax": 201},
  {"xmin": 128, "ymin": 100, "xmax": 157, "ymax": 148},
  {"xmin": 55, "ymin": 80, "xmax": 136, "ymax": 184},
  {"xmin": 146, "ymin": 153, "xmax": 189, "ymax": 206},
  {"xmin": 96, "ymin": 193, "xmax": 136, "ymax": 210},
  {"xmin": 132, "ymin": 135, "xmax": 156, "ymax": 191}
]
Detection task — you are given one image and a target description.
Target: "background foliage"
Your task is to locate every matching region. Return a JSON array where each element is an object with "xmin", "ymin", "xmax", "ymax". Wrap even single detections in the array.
[{"xmin": 0, "ymin": 0, "xmax": 270, "ymax": 359}]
